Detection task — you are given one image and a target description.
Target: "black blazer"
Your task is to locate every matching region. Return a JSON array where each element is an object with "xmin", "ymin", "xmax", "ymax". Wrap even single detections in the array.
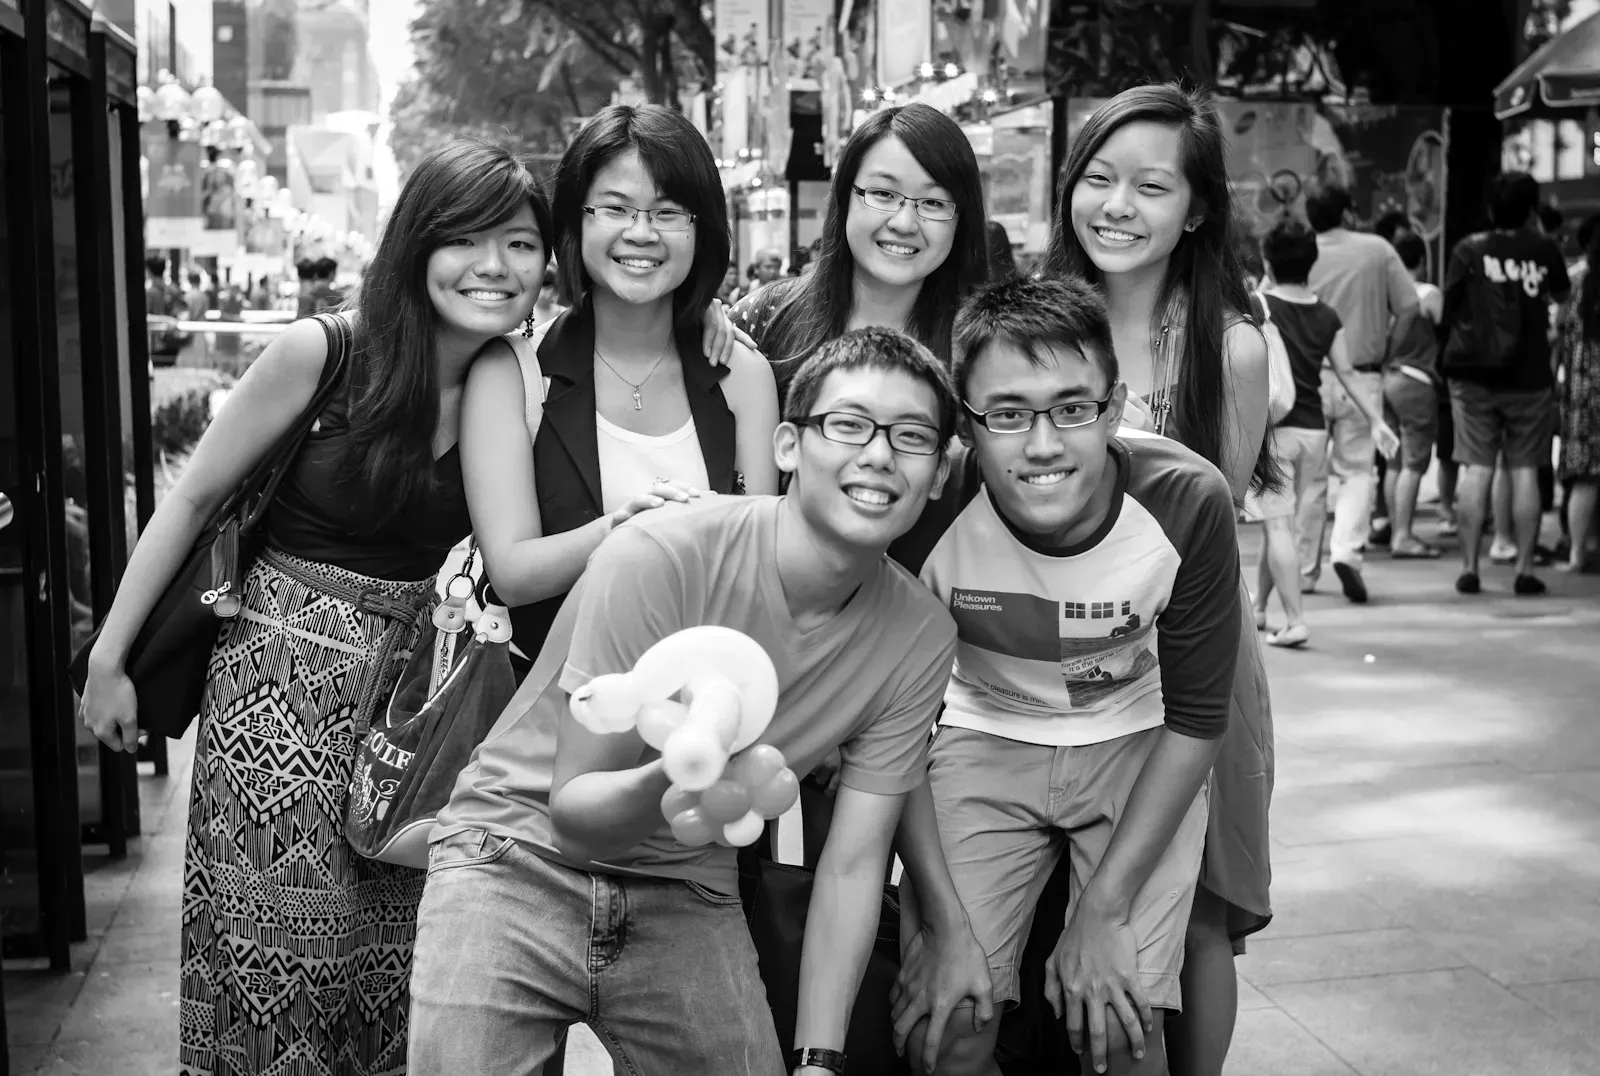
[{"xmin": 506, "ymin": 298, "xmax": 741, "ymax": 662}]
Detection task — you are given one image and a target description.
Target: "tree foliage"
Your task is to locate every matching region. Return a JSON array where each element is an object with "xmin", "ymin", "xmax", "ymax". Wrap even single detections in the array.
[
  {"xmin": 513, "ymin": 0, "xmax": 715, "ymax": 108},
  {"xmin": 389, "ymin": 0, "xmax": 623, "ymax": 179}
]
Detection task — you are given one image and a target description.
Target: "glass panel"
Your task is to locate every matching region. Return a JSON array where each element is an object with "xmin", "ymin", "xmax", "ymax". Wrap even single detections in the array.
[
  {"xmin": 107, "ymin": 114, "xmax": 136, "ymax": 554},
  {"xmin": 50, "ymin": 77, "xmax": 92, "ymax": 656},
  {"xmin": 0, "ymin": 64, "xmax": 40, "ymax": 944}
]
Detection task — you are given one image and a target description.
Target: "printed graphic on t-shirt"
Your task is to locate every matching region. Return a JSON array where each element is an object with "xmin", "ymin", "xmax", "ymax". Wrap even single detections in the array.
[{"xmin": 1482, "ymin": 253, "xmax": 1549, "ymax": 298}]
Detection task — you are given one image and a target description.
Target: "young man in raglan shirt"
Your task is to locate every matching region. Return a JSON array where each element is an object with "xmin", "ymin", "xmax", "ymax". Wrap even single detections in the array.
[
  {"xmin": 890, "ymin": 277, "xmax": 1242, "ymax": 1076},
  {"xmin": 408, "ymin": 329, "xmax": 986, "ymax": 1076}
]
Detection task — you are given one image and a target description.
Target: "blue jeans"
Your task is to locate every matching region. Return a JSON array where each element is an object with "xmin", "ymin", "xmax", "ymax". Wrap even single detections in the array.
[{"xmin": 408, "ymin": 828, "xmax": 785, "ymax": 1076}]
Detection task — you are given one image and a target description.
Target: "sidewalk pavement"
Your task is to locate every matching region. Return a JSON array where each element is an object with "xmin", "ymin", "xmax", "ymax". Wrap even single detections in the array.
[{"xmin": 9, "ymin": 521, "xmax": 1600, "ymax": 1075}]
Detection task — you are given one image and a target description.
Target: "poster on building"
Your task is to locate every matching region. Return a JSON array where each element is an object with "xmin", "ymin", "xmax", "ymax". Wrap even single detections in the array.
[
  {"xmin": 1068, "ymin": 100, "xmax": 1449, "ymax": 278},
  {"xmin": 967, "ymin": 102, "xmax": 1054, "ymax": 256},
  {"xmin": 785, "ymin": 0, "xmax": 833, "ymax": 83},
  {"xmin": 715, "ymin": 0, "xmax": 770, "ymax": 73},
  {"xmin": 197, "ymin": 157, "xmax": 241, "ymax": 258},
  {"xmin": 144, "ymin": 135, "xmax": 206, "ymax": 250},
  {"xmin": 877, "ymin": 0, "xmax": 932, "ymax": 88}
]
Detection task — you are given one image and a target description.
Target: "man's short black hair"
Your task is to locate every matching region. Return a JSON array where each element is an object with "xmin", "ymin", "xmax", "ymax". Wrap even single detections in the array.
[
  {"xmin": 783, "ymin": 327, "xmax": 957, "ymax": 442},
  {"xmin": 1263, "ymin": 217, "xmax": 1320, "ymax": 285},
  {"xmin": 952, "ymin": 276, "xmax": 1117, "ymax": 397},
  {"xmin": 144, "ymin": 254, "xmax": 167, "ymax": 277},
  {"xmin": 1393, "ymin": 231, "xmax": 1427, "ymax": 272},
  {"xmin": 1539, "ymin": 202, "xmax": 1564, "ymax": 236},
  {"xmin": 1487, "ymin": 171, "xmax": 1540, "ymax": 230},
  {"xmin": 1304, "ymin": 183, "xmax": 1354, "ymax": 233},
  {"xmin": 1374, "ymin": 210, "xmax": 1412, "ymax": 243}
]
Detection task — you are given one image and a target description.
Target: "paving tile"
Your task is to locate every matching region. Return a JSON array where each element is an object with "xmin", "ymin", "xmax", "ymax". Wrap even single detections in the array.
[
  {"xmin": 1235, "ymin": 974, "xmax": 1274, "ymax": 1012},
  {"xmin": 1264, "ymin": 968, "xmax": 1600, "ymax": 1076},
  {"xmin": 1513, "ymin": 979, "xmax": 1600, "ymax": 1053},
  {"xmin": 1224, "ymin": 1007, "xmax": 1355, "ymax": 1076},
  {"xmin": 10, "ymin": 1044, "xmax": 51, "ymax": 1075},
  {"xmin": 56, "ymin": 961, "xmax": 180, "ymax": 1033},
  {"xmin": 1238, "ymin": 927, "xmax": 1467, "ymax": 987}
]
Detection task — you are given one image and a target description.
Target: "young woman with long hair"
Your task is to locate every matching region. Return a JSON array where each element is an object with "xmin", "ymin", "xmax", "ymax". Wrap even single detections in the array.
[
  {"xmin": 1031, "ymin": 82, "xmax": 1277, "ymax": 1076},
  {"xmin": 460, "ymin": 104, "xmax": 779, "ymax": 670},
  {"xmin": 79, "ymin": 139, "xmax": 552, "ymax": 1074},
  {"xmin": 732, "ymin": 101, "xmax": 990, "ymax": 398}
]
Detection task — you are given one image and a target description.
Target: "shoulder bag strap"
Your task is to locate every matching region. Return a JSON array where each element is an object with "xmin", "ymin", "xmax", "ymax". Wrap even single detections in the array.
[
  {"xmin": 228, "ymin": 312, "xmax": 353, "ymax": 529},
  {"xmin": 507, "ymin": 330, "xmax": 547, "ymax": 443}
]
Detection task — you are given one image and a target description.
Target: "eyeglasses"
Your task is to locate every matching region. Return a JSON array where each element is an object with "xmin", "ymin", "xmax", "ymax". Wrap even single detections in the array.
[
  {"xmin": 850, "ymin": 185, "xmax": 959, "ymax": 222},
  {"xmin": 795, "ymin": 412, "xmax": 944, "ymax": 456},
  {"xmin": 582, "ymin": 204, "xmax": 697, "ymax": 232},
  {"xmin": 962, "ymin": 393, "xmax": 1116, "ymax": 434}
]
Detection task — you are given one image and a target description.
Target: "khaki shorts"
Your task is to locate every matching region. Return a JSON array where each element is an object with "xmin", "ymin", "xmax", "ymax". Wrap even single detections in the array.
[
  {"xmin": 927, "ymin": 724, "xmax": 1208, "ymax": 1012},
  {"xmin": 1252, "ymin": 425, "xmax": 1329, "ymax": 521}
]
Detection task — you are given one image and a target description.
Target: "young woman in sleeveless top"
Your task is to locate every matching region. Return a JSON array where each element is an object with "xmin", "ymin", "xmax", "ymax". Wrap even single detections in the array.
[
  {"xmin": 1035, "ymin": 83, "xmax": 1277, "ymax": 1076},
  {"xmin": 78, "ymin": 140, "xmax": 552, "ymax": 1074},
  {"xmin": 460, "ymin": 104, "xmax": 779, "ymax": 669},
  {"xmin": 731, "ymin": 102, "xmax": 990, "ymax": 403}
]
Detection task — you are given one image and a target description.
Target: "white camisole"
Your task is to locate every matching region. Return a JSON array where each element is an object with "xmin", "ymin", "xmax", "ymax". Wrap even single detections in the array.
[{"xmin": 594, "ymin": 412, "xmax": 710, "ymax": 514}]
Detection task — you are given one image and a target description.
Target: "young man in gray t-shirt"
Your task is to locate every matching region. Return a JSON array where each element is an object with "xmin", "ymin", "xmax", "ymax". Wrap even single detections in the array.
[{"xmin": 409, "ymin": 329, "xmax": 967, "ymax": 1076}]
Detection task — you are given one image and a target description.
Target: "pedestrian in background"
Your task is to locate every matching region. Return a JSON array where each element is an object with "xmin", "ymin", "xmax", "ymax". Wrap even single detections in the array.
[
  {"xmin": 1299, "ymin": 181, "xmax": 1419, "ymax": 604},
  {"xmin": 81, "ymin": 138, "xmax": 553, "ymax": 1075}
]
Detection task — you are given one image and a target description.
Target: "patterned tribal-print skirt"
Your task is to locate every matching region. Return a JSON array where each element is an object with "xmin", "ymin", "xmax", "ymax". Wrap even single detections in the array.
[{"xmin": 179, "ymin": 548, "xmax": 436, "ymax": 1076}]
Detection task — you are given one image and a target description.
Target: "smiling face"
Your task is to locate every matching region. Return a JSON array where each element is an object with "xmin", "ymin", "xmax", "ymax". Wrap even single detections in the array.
[
  {"xmin": 580, "ymin": 149, "xmax": 696, "ymax": 306},
  {"xmin": 964, "ymin": 338, "xmax": 1126, "ymax": 547},
  {"xmin": 845, "ymin": 135, "xmax": 959, "ymax": 293},
  {"xmin": 776, "ymin": 366, "xmax": 950, "ymax": 554},
  {"xmin": 425, "ymin": 205, "xmax": 546, "ymax": 338},
  {"xmin": 1069, "ymin": 121, "xmax": 1195, "ymax": 280}
]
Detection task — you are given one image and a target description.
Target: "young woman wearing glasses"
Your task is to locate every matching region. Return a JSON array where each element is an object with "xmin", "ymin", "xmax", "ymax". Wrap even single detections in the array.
[
  {"xmin": 459, "ymin": 105, "xmax": 780, "ymax": 673},
  {"xmin": 732, "ymin": 102, "xmax": 991, "ymax": 401}
]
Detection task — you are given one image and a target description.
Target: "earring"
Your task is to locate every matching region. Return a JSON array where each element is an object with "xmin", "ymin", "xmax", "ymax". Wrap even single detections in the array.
[
  {"xmin": 1185, "ymin": 218, "xmax": 1202, "ymax": 233},
  {"xmin": 522, "ymin": 311, "xmax": 537, "ymax": 337}
]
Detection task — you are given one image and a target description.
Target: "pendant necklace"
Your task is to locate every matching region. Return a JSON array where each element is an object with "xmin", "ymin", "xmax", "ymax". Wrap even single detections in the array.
[{"xmin": 594, "ymin": 342, "xmax": 670, "ymax": 410}]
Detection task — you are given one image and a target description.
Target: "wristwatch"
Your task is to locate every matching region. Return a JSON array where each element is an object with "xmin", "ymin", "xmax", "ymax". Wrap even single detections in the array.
[{"xmin": 788, "ymin": 1047, "xmax": 848, "ymax": 1074}]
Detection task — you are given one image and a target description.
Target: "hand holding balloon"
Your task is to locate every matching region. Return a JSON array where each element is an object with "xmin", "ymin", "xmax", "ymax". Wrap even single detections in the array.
[
  {"xmin": 567, "ymin": 627, "xmax": 792, "ymax": 846},
  {"xmin": 661, "ymin": 743, "xmax": 801, "ymax": 848}
]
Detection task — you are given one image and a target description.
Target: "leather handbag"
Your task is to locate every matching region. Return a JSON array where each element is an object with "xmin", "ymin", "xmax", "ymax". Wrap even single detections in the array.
[
  {"xmin": 345, "ymin": 544, "xmax": 517, "ymax": 867},
  {"xmin": 737, "ymin": 821, "xmax": 913, "ymax": 1075},
  {"xmin": 68, "ymin": 312, "xmax": 353, "ymax": 738}
]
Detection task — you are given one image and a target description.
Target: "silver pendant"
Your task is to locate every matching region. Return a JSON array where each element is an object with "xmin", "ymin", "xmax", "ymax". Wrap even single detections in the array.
[{"xmin": 632, "ymin": 389, "xmax": 643, "ymax": 410}]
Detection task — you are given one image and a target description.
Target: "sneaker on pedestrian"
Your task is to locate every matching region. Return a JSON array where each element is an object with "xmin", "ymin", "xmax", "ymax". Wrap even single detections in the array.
[
  {"xmin": 1437, "ymin": 517, "xmax": 1459, "ymax": 537},
  {"xmin": 1514, "ymin": 573, "xmax": 1547, "ymax": 596},
  {"xmin": 1333, "ymin": 561, "xmax": 1368, "ymax": 604},
  {"xmin": 1455, "ymin": 570, "xmax": 1481, "ymax": 595},
  {"xmin": 1489, "ymin": 537, "xmax": 1518, "ymax": 563},
  {"xmin": 1368, "ymin": 520, "xmax": 1392, "ymax": 548}
]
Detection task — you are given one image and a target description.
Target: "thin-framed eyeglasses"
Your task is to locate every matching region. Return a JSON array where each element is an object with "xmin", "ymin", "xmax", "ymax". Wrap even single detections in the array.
[
  {"xmin": 582, "ymin": 204, "xmax": 697, "ymax": 232},
  {"xmin": 850, "ymin": 185, "xmax": 959, "ymax": 222},
  {"xmin": 795, "ymin": 412, "xmax": 944, "ymax": 456},
  {"xmin": 962, "ymin": 392, "xmax": 1118, "ymax": 434}
]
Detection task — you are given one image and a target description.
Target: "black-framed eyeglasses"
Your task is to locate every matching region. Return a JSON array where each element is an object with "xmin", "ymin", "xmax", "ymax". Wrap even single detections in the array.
[
  {"xmin": 795, "ymin": 412, "xmax": 944, "ymax": 456},
  {"xmin": 582, "ymin": 204, "xmax": 697, "ymax": 231},
  {"xmin": 850, "ymin": 185, "xmax": 959, "ymax": 222},
  {"xmin": 962, "ymin": 393, "xmax": 1117, "ymax": 434}
]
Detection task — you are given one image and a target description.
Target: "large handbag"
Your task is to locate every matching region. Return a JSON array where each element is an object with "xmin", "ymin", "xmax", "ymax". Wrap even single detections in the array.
[
  {"xmin": 68, "ymin": 312, "xmax": 353, "ymax": 738},
  {"xmin": 345, "ymin": 544, "xmax": 517, "ymax": 867},
  {"xmin": 737, "ymin": 820, "xmax": 913, "ymax": 1075}
]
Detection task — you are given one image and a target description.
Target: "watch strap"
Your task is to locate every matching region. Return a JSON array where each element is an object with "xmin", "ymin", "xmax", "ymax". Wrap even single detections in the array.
[{"xmin": 788, "ymin": 1046, "xmax": 848, "ymax": 1073}]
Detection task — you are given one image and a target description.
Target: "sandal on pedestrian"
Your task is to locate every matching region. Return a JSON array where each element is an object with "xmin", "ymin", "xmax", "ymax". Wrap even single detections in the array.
[
  {"xmin": 1514, "ymin": 573, "xmax": 1547, "ymax": 596},
  {"xmin": 1267, "ymin": 624, "xmax": 1309, "ymax": 649},
  {"xmin": 1455, "ymin": 570, "xmax": 1481, "ymax": 595},
  {"xmin": 1391, "ymin": 541, "xmax": 1441, "ymax": 559}
]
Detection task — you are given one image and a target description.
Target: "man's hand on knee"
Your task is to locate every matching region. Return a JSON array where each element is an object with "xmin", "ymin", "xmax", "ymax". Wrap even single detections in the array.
[{"xmin": 899, "ymin": 1002, "xmax": 1002, "ymax": 1076}]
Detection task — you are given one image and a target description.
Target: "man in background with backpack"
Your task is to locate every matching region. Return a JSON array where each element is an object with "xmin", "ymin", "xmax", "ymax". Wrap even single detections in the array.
[{"xmin": 1441, "ymin": 171, "xmax": 1570, "ymax": 597}]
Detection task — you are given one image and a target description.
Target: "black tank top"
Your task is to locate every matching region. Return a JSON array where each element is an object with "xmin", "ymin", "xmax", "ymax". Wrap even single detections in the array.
[{"xmin": 264, "ymin": 318, "xmax": 470, "ymax": 581}]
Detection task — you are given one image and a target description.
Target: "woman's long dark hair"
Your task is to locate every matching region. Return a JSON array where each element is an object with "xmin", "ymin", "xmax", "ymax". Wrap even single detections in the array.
[
  {"xmin": 763, "ymin": 103, "xmax": 989, "ymax": 386},
  {"xmin": 1043, "ymin": 83, "xmax": 1275, "ymax": 493},
  {"xmin": 338, "ymin": 138, "xmax": 551, "ymax": 523}
]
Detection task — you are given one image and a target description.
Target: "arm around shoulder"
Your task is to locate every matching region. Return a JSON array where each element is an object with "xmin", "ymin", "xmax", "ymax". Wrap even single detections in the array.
[{"xmin": 722, "ymin": 341, "xmax": 782, "ymax": 495}]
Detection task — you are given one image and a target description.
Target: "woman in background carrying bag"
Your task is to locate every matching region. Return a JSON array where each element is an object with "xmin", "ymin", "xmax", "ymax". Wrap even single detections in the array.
[{"xmin": 78, "ymin": 139, "xmax": 553, "ymax": 1076}]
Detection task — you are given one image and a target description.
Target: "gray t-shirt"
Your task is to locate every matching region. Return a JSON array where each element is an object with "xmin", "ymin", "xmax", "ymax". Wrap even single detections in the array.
[
  {"xmin": 1308, "ymin": 228, "xmax": 1418, "ymax": 371},
  {"xmin": 432, "ymin": 495, "xmax": 957, "ymax": 894}
]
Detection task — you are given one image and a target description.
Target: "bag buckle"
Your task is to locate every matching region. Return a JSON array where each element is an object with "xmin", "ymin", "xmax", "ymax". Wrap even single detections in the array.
[{"xmin": 200, "ymin": 581, "xmax": 230, "ymax": 606}]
